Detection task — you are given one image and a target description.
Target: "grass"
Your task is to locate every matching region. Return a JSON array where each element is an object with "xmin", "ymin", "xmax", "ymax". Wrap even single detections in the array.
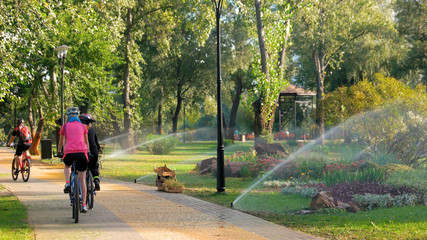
[
  {"xmin": 0, "ymin": 184, "xmax": 32, "ymax": 240},
  {"xmin": 49, "ymin": 140, "xmax": 427, "ymax": 239}
]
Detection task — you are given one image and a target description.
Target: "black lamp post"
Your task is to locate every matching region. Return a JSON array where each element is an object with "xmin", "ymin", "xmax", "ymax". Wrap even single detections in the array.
[
  {"xmin": 212, "ymin": 0, "xmax": 225, "ymax": 193},
  {"xmin": 55, "ymin": 45, "xmax": 70, "ymax": 127}
]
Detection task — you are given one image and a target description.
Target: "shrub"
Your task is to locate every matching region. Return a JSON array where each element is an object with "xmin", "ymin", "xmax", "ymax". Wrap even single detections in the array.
[
  {"xmin": 312, "ymin": 145, "xmax": 330, "ymax": 155},
  {"xmin": 280, "ymin": 186, "xmax": 319, "ymax": 198},
  {"xmin": 224, "ymin": 139, "xmax": 234, "ymax": 147},
  {"xmin": 384, "ymin": 169, "xmax": 427, "ymax": 196},
  {"xmin": 239, "ymin": 165, "xmax": 251, "ymax": 178},
  {"xmin": 163, "ymin": 179, "xmax": 184, "ymax": 189},
  {"xmin": 368, "ymin": 148, "xmax": 401, "ymax": 166},
  {"xmin": 259, "ymin": 131, "xmax": 274, "ymax": 144},
  {"xmin": 145, "ymin": 135, "xmax": 179, "ymax": 155},
  {"xmin": 286, "ymin": 139, "xmax": 299, "ymax": 147},
  {"xmin": 248, "ymin": 157, "xmax": 282, "ymax": 177},
  {"xmin": 323, "ymin": 168, "xmax": 385, "ymax": 187},
  {"xmin": 382, "ymin": 164, "xmax": 413, "ymax": 175},
  {"xmin": 353, "ymin": 193, "xmax": 417, "ymax": 210},
  {"xmin": 226, "ymin": 150, "xmax": 257, "ymax": 163},
  {"xmin": 263, "ymin": 180, "xmax": 294, "ymax": 189}
]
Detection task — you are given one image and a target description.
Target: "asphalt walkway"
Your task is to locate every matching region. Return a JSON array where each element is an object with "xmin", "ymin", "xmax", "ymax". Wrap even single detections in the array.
[{"xmin": 0, "ymin": 147, "xmax": 321, "ymax": 240}]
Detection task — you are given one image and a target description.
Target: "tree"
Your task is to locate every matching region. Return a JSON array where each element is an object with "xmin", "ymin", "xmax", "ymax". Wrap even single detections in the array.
[
  {"xmin": 292, "ymin": 0, "xmax": 395, "ymax": 144},
  {"xmin": 237, "ymin": 0, "xmax": 293, "ymax": 138},
  {"xmin": 323, "ymin": 74, "xmax": 427, "ymax": 166},
  {"xmin": 393, "ymin": 0, "xmax": 427, "ymax": 85}
]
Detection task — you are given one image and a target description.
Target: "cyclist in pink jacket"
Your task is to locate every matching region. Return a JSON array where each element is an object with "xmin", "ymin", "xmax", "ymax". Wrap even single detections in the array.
[{"xmin": 57, "ymin": 107, "xmax": 90, "ymax": 213}]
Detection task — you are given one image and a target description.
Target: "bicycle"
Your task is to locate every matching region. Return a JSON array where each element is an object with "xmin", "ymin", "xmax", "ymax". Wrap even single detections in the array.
[
  {"xmin": 86, "ymin": 169, "xmax": 95, "ymax": 209},
  {"xmin": 56, "ymin": 153, "xmax": 94, "ymax": 223},
  {"xmin": 11, "ymin": 144, "xmax": 31, "ymax": 182}
]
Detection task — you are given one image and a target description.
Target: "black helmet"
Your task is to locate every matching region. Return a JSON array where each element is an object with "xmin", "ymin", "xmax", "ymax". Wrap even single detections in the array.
[
  {"xmin": 66, "ymin": 107, "xmax": 80, "ymax": 117},
  {"xmin": 16, "ymin": 118, "xmax": 24, "ymax": 126},
  {"xmin": 79, "ymin": 113, "xmax": 96, "ymax": 125}
]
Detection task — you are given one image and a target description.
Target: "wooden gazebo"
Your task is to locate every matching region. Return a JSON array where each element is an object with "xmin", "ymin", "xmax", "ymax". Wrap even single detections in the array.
[{"xmin": 278, "ymin": 84, "xmax": 316, "ymax": 139}]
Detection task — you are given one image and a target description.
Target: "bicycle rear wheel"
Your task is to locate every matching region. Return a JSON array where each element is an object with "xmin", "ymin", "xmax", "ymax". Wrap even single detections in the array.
[
  {"xmin": 86, "ymin": 171, "xmax": 94, "ymax": 209},
  {"xmin": 73, "ymin": 176, "xmax": 80, "ymax": 223},
  {"xmin": 11, "ymin": 158, "xmax": 18, "ymax": 181},
  {"xmin": 21, "ymin": 159, "xmax": 30, "ymax": 182}
]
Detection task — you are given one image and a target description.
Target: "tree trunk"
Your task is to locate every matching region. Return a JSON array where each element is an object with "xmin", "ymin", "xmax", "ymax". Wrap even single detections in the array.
[
  {"xmin": 156, "ymin": 87, "xmax": 163, "ymax": 135},
  {"xmin": 253, "ymin": 0, "xmax": 271, "ymax": 138},
  {"xmin": 122, "ymin": 7, "xmax": 136, "ymax": 154},
  {"xmin": 313, "ymin": 45, "xmax": 325, "ymax": 145},
  {"xmin": 172, "ymin": 80, "xmax": 183, "ymax": 133},
  {"xmin": 227, "ymin": 74, "xmax": 243, "ymax": 139}
]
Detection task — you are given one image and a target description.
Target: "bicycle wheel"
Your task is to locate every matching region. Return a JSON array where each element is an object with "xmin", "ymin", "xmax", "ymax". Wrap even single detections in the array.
[
  {"xmin": 73, "ymin": 175, "xmax": 79, "ymax": 223},
  {"xmin": 86, "ymin": 171, "xmax": 94, "ymax": 209},
  {"xmin": 11, "ymin": 158, "xmax": 18, "ymax": 181},
  {"xmin": 21, "ymin": 159, "xmax": 30, "ymax": 182}
]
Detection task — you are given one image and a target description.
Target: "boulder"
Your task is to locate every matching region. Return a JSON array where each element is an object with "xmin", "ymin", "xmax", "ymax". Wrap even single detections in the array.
[
  {"xmin": 310, "ymin": 191, "xmax": 336, "ymax": 210},
  {"xmin": 225, "ymin": 162, "xmax": 250, "ymax": 177},
  {"xmin": 199, "ymin": 157, "xmax": 216, "ymax": 175},
  {"xmin": 254, "ymin": 142, "xmax": 288, "ymax": 157},
  {"xmin": 348, "ymin": 201, "xmax": 361, "ymax": 213}
]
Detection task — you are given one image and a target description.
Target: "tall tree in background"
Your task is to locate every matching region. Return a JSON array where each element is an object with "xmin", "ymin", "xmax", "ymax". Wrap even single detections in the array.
[
  {"xmin": 292, "ymin": 0, "xmax": 395, "ymax": 144},
  {"xmin": 239, "ymin": 0, "xmax": 292, "ymax": 138},
  {"xmin": 394, "ymin": 0, "xmax": 427, "ymax": 86}
]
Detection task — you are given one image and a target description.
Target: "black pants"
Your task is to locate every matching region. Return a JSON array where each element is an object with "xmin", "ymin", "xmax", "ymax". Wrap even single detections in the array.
[{"xmin": 88, "ymin": 154, "xmax": 100, "ymax": 179}]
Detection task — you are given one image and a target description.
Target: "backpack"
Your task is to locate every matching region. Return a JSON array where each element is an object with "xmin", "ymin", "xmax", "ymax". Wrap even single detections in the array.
[{"xmin": 19, "ymin": 126, "xmax": 32, "ymax": 144}]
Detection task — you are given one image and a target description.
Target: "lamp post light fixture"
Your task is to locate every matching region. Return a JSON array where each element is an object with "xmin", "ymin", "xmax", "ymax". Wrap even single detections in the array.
[
  {"xmin": 55, "ymin": 45, "xmax": 70, "ymax": 127},
  {"xmin": 212, "ymin": 0, "xmax": 225, "ymax": 194}
]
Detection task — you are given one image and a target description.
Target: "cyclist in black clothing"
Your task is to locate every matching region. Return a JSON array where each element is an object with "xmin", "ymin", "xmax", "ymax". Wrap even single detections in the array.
[{"xmin": 79, "ymin": 113, "xmax": 101, "ymax": 191}]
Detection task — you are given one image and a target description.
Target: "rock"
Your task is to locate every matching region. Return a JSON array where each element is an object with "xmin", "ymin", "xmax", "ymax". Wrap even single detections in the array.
[
  {"xmin": 348, "ymin": 201, "xmax": 361, "ymax": 213},
  {"xmin": 225, "ymin": 162, "xmax": 250, "ymax": 177},
  {"xmin": 310, "ymin": 191, "xmax": 336, "ymax": 210},
  {"xmin": 292, "ymin": 210, "xmax": 314, "ymax": 215},
  {"xmin": 254, "ymin": 142, "xmax": 288, "ymax": 157},
  {"xmin": 199, "ymin": 157, "xmax": 216, "ymax": 175}
]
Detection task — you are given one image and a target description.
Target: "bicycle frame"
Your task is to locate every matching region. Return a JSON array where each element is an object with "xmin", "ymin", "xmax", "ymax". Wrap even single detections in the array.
[{"xmin": 12, "ymin": 150, "xmax": 31, "ymax": 182}]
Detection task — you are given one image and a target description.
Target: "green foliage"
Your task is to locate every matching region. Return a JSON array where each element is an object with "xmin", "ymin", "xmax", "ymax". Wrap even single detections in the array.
[
  {"xmin": 353, "ymin": 193, "xmax": 417, "ymax": 210},
  {"xmin": 381, "ymin": 164, "xmax": 413, "ymax": 175},
  {"xmin": 224, "ymin": 139, "xmax": 234, "ymax": 147},
  {"xmin": 312, "ymin": 145, "xmax": 330, "ymax": 155},
  {"xmin": 263, "ymin": 180, "xmax": 293, "ymax": 189},
  {"xmin": 325, "ymin": 75, "xmax": 427, "ymax": 167},
  {"xmin": 280, "ymin": 186, "xmax": 319, "ymax": 198},
  {"xmin": 225, "ymin": 150, "xmax": 258, "ymax": 163},
  {"xmin": 145, "ymin": 135, "xmax": 179, "ymax": 155},
  {"xmin": 323, "ymin": 168, "xmax": 385, "ymax": 187},
  {"xmin": 0, "ymin": 188, "xmax": 32, "ymax": 239},
  {"xmin": 273, "ymin": 154, "xmax": 328, "ymax": 181},
  {"xmin": 163, "ymin": 179, "xmax": 184, "ymax": 189},
  {"xmin": 384, "ymin": 169, "xmax": 427, "ymax": 196},
  {"xmin": 259, "ymin": 132, "xmax": 274, "ymax": 144},
  {"xmin": 367, "ymin": 148, "xmax": 401, "ymax": 166},
  {"xmin": 239, "ymin": 165, "xmax": 251, "ymax": 178}
]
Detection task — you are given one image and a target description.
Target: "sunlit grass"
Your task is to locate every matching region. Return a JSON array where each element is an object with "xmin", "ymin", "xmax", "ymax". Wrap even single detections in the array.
[
  {"xmin": 0, "ymin": 184, "xmax": 32, "ymax": 240},
  {"xmin": 74, "ymin": 140, "xmax": 427, "ymax": 239}
]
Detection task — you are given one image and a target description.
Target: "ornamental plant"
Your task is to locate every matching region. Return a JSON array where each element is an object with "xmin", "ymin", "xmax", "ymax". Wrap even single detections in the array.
[
  {"xmin": 225, "ymin": 150, "xmax": 257, "ymax": 163},
  {"xmin": 248, "ymin": 157, "xmax": 282, "ymax": 177},
  {"xmin": 145, "ymin": 135, "xmax": 179, "ymax": 155}
]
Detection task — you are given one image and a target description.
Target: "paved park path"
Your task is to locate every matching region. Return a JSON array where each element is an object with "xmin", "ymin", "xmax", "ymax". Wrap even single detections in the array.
[{"xmin": 0, "ymin": 147, "xmax": 321, "ymax": 240}]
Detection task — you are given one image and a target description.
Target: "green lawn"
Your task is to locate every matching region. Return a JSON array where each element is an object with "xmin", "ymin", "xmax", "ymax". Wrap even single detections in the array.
[
  {"xmin": 0, "ymin": 184, "xmax": 32, "ymax": 240},
  {"xmin": 58, "ymin": 141, "xmax": 427, "ymax": 239}
]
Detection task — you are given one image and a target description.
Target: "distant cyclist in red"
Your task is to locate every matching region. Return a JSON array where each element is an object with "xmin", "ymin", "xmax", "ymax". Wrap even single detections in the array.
[
  {"xmin": 7, "ymin": 119, "xmax": 32, "ymax": 176},
  {"xmin": 58, "ymin": 107, "xmax": 90, "ymax": 213}
]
